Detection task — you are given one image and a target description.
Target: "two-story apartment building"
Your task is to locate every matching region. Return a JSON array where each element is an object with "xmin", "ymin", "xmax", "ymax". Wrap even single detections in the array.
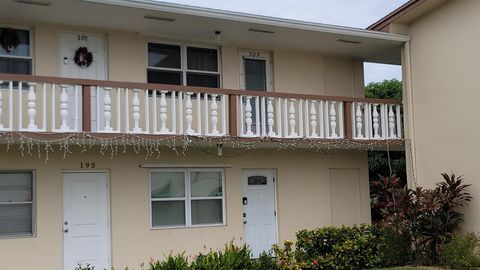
[{"xmin": 0, "ymin": 1, "xmax": 407, "ymax": 269}]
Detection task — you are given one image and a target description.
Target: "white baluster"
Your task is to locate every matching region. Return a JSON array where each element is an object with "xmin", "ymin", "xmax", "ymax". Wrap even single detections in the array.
[
  {"xmin": 210, "ymin": 94, "xmax": 219, "ymax": 135},
  {"xmin": 329, "ymin": 101, "xmax": 337, "ymax": 138},
  {"xmin": 388, "ymin": 105, "xmax": 396, "ymax": 138},
  {"xmin": 245, "ymin": 96, "xmax": 253, "ymax": 136},
  {"xmin": 372, "ymin": 104, "xmax": 380, "ymax": 138},
  {"xmin": 27, "ymin": 83, "xmax": 37, "ymax": 130},
  {"xmin": 132, "ymin": 89, "xmax": 142, "ymax": 132},
  {"xmin": 310, "ymin": 100, "xmax": 318, "ymax": 137},
  {"xmin": 103, "ymin": 87, "xmax": 113, "ymax": 132},
  {"xmin": 59, "ymin": 85, "xmax": 70, "ymax": 131},
  {"xmin": 159, "ymin": 90, "xmax": 169, "ymax": 133},
  {"xmin": 355, "ymin": 103, "xmax": 363, "ymax": 138},
  {"xmin": 185, "ymin": 92, "xmax": 194, "ymax": 134},
  {"xmin": 267, "ymin": 97, "xmax": 275, "ymax": 136},
  {"xmin": 288, "ymin": 99, "xmax": 297, "ymax": 137},
  {"xmin": 0, "ymin": 81, "xmax": 3, "ymax": 129}
]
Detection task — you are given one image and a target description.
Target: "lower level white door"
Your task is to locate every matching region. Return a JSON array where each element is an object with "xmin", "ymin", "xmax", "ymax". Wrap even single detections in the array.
[
  {"xmin": 243, "ymin": 169, "xmax": 277, "ymax": 258},
  {"xmin": 63, "ymin": 172, "xmax": 109, "ymax": 270}
]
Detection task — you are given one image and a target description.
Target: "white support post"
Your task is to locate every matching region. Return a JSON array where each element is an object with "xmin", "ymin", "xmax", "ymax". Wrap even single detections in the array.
[
  {"xmin": 27, "ymin": 83, "xmax": 37, "ymax": 130},
  {"xmin": 159, "ymin": 90, "xmax": 169, "ymax": 133},
  {"xmin": 125, "ymin": 88, "xmax": 130, "ymax": 132},
  {"xmin": 152, "ymin": 90, "xmax": 157, "ymax": 133},
  {"xmin": 59, "ymin": 85, "xmax": 70, "ymax": 131},
  {"xmin": 289, "ymin": 98, "xmax": 297, "ymax": 137},
  {"xmin": 372, "ymin": 104, "xmax": 380, "ymax": 138},
  {"xmin": 185, "ymin": 92, "xmax": 194, "ymax": 134},
  {"xmin": 18, "ymin": 82, "xmax": 22, "ymax": 130},
  {"xmin": 355, "ymin": 103, "xmax": 363, "ymax": 138},
  {"xmin": 244, "ymin": 96, "xmax": 253, "ymax": 136},
  {"xmin": 43, "ymin": 83, "xmax": 47, "ymax": 131},
  {"xmin": 221, "ymin": 94, "xmax": 227, "ymax": 135},
  {"xmin": 8, "ymin": 81, "xmax": 13, "ymax": 130},
  {"xmin": 276, "ymin": 98, "xmax": 282, "ymax": 137},
  {"xmin": 396, "ymin": 105, "xmax": 402, "ymax": 138},
  {"xmin": 116, "ymin": 88, "xmax": 121, "ymax": 132},
  {"xmin": 388, "ymin": 104, "xmax": 396, "ymax": 138},
  {"xmin": 283, "ymin": 98, "xmax": 288, "ymax": 137},
  {"xmin": 310, "ymin": 100, "xmax": 318, "ymax": 137},
  {"xmin": 204, "ymin": 93, "xmax": 209, "ymax": 135},
  {"xmin": 172, "ymin": 91, "xmax": 176, "ymax": 134},
  {"xmin": 96, "ymin": 87, "xmax": 101, "ymax": 132},
  {"xmin": 255, "ymin": 96, "xmax": 260, "ymax": 137},
  {"xmin": 329, "ymin": 101, "xmax": 337, "ymax": 138},
  {"xmin": 239, "ymin": 96, "xmax": 244, "ymax": 136},
  {"xmin": 132, "ymin": 89, "xmax": 142, "ymax": 133},
  {"xmin": 338, "ymin": 102, "xmax": 344, "ymax": 138},
  {"xmin": 299, "ymin": 98, "xmax": 304, "ymax": 137},
  {"xmin": 103, "ymin": 87, "xmax": 113, "ymax": 132},
  {"xmin": 319, "ymin": 101, "xmax": 324, "ymax": 138},
  {"xmin": 196, "ymin": 93, "xmax": 201, "ymax": 135},
  {"xmin": 178, "ymin": 92, "xmax": 183, "ymax": 134},
  {"xmin": 380, "ymin": 104, "xmax": 387, "ymax": 138},
  {"xmin": 267, "ymin": 97, "xmax": 275, "ymax": 137},
  {"xmin": 211, "ymin": 94, "xmax": 219, "ymax": 135},
  {"xmin": 144, "ymin": 89, "xmax": 150, "ymax": 133},
  {"xmin": 50, "ymin": 84, "xmax": 55, "ymax": 131},
  {"xmin": 260, "ymin": 96, "xmax": 267, "ymax": 137}
]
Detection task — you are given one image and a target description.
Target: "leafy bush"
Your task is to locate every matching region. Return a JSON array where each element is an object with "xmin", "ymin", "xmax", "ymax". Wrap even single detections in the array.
[
  {"xmin": 75, "ymin": 264, "xmax": 95, "ymax": 270},
  {"xmin": 272, "ymin": 241, "xmax": 302, "ymax": 270},
  {"xmin": 378, "ymin": 228, "xmax": 411, "ymax": 267},
  {"xmin": 252, "ymin": 251, "xmax": 279, "ymax": 270},
  {"xmin": 147, "ymin": 253, "xmax": 190, "ymax": 270},
  {"xmin": 372, "ymin": 173, "xmax": 472, "ymax": 265},
  {"xmin": 440, "ymin": 233, "xmax": 480, "ymax": 269},
  {"xmin": 191, "ymin": 242, "xmax": 253, "ymax": 270},
  {"xmin": 295, "ymin": 225, "xmax": 383, "ymax": 270}
]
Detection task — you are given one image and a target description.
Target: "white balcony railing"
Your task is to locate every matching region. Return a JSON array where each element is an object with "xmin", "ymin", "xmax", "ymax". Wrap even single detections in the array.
[{"xmin": 0, "ymin": 74, "xmax": 403, "ymax": 142}]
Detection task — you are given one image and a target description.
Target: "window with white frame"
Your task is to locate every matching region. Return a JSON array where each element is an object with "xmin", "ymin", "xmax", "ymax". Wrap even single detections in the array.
[
  {"xmin": 0, "ymin": 27, "xmax": 32, "ymax": 75},
  {"xmin": 147, "ymin": 43, "xmax": 220, "ymax": 88},
  {"xmin": 150, "ymin": 169, "xmax": 225, "ymax": 228},
  {"xmin": 0, "ymin": 171, "xmax": 34, "ymax": 237}
]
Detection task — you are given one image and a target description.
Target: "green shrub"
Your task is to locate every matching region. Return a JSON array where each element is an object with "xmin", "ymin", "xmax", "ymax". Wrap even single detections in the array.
[
  {"xmin": 440, "ymin": 232, "xmax": 480, "ymax": 269},
  {"xmin": 378, "ymin": 228, "xmax": 411, "ymax": 267},
  {"xmin": 147, "ymin": 253, "xmax": 190, "ymax": 270},
  {"xmin": 295, "ymin": 225, "xmax": 383, "ymax": 270},
  {"xmin": 191, "ymin": 242, "xmax": 253, "ymax": 270},
  {"xmin": 252, "ymin": 251, "xmax": 279, "ymax": 270},
  {"xmin": 75, "ymin": 264, "xmax": 95, "ymax": 270}
]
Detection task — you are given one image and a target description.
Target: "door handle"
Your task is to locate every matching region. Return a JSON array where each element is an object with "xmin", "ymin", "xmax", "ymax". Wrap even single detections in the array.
[
  {"xmin": 64, "ymin": 229, "xmax": 69, "ymax": 233},
  {"xmin": 243, "ymin": 221, "xmax": 247, "ymax": 224}
]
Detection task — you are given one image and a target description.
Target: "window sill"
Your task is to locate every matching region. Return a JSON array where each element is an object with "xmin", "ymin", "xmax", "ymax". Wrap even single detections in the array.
[
  {"xmin": 0, "ymin": 233, "xmax": 36, "ymax": 240},
  {"xmin": 150, "ymin": 223, "xmax": 226, "ymax": 230}
]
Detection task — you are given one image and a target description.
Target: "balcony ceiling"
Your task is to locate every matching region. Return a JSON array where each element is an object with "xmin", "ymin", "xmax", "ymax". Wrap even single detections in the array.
[{"xmin": 0, "ymin": 0, "xmax": 408, "ymax": 64}]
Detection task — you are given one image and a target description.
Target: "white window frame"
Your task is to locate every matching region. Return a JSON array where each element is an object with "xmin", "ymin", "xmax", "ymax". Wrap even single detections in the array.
[
  {"xmin": 146, "ymin": 41, "xmax": 222, "ymax": 87},
  {"xmin": 239, "ymin": 50, "xmax": 273, "ymax": 91},
  {"xmin": 0, "ymin": 25, "xmax": 34, "ymax": 75},
  {"xmin": 149, "ymin": 168, "xmax": 226, "ymax": 229},
  {"xmin": 0, "ymin": 170, "xmax": 36, "ymax": 238}
]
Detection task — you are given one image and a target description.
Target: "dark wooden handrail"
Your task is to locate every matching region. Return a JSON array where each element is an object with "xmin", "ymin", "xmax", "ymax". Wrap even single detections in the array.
[{"xmin": 0, "ymin": 73, "xmax": 403, "ymax": 105}]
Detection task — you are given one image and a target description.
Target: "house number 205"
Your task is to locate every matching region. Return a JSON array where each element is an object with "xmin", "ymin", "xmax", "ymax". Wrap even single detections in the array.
[
  {"xmin": 80, "ymin": 162, "xmax": 96, "ymax": 168},
  {"xmin": 77, "ymin": 35, "xmax": 88, "ymax": 42}
]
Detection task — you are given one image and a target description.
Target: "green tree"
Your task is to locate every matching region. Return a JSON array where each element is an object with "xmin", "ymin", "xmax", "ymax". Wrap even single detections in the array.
[{"xmin": 365, "ymin": 79, "xmax": 403, "ymax": 100}]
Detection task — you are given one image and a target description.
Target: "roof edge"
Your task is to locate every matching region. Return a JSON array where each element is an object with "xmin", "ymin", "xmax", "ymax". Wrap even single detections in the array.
[
  {"xmin": 83, "ymin": 0, "xmax": 410, "ymax": 42},
  {"xmin": 367, "ymin": 0, "xmax": 425, "ymax": 31}
]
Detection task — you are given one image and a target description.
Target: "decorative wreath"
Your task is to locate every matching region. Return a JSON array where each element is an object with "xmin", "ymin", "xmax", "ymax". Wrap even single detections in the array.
[
  {"xmin": 0, "ymin": 29, "xmax": 20, "ymax": 53},
  {"xmin": 74, "ymin": 47, "xmax": 93, "ymax": 68}
]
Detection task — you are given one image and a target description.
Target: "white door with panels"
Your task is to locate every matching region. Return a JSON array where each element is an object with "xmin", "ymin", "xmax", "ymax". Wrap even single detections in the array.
[
  {"xmin": 60, "ymin": 32, "xmax": 106, "ymax": 131},
  {"xmin": 242, "ymin": 169, "xmax": 277, "ymax": 258},
  {"xmin": 63, "ymin": 172, "xmax": 110, "ymax": 270}
]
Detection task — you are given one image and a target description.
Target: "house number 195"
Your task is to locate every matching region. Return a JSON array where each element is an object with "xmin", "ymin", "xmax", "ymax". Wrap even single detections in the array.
[{"xmin": 80, "ymin": 162, "xmax": 96, "ymax": 168}]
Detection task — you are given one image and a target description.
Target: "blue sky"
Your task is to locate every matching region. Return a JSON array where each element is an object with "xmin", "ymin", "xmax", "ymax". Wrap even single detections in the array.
[{"xmin": 158, "ymin": 0, "xmax": 408, "ymax": 84}]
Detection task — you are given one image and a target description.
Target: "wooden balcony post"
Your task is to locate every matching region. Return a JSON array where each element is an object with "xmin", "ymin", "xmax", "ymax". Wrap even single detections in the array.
[
  {"xmin": 344, "ymin": 101, "xmax": 353, "ymax": 139},
  {"xmin": 82, "ymin": 85, "xmax": 91, "ymax": 132},
  {"xmin": 228, "ymin": 94, "xmax": 237, "ymax": 136}
]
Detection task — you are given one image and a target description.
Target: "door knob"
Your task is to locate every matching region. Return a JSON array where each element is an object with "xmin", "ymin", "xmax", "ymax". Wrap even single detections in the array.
[
  {"xmin": 64, "ymin": 229, "xmax": 69, "ymax": 233},
  {"xmin": 243, "ymin": 221, "xmax": 247, "ymax": 224}
]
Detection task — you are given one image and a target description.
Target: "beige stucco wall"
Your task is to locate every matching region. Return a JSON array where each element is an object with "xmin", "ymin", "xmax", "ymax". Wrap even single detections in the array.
[
  {"xmin": 402, "ymin": 0, "xmax": 480, "ymax": 231},
  {"xmin": 8, "ymin": 21, "xmax": 366, "ymax": 97},
  {"xmin": 0, "ymin": 147, "xmax": 370, "ymax": 270}
]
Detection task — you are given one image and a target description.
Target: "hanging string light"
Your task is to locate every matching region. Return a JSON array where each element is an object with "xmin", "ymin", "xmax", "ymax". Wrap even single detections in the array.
[{"xmin": 0, "ymin": 131, "xmax": 406, "ymax": 163}]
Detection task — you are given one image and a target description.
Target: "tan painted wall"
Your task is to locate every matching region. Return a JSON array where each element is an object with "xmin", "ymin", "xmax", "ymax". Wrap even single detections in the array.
[
  {"xmin": 1, "ymin": 21, "xmax": 365, "ymax": 97},
  {"xmin": 0, "ymin": 148, "xmax": 370, "ymax": 270},
  {"xmin": 401, "ymin": 0, "xmax": 480, "ymax": 231}
]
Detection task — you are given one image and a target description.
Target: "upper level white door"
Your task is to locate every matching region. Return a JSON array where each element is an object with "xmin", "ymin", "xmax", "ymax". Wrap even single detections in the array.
[
  {"xmin": 60, "ymin": 32, "xmax": 106, "ymax": 131},
  {"xmin": 242, "ymin": 169, "xmax": 277, "ymax": 258},
  {"xmin": 63, "ymin": 172, "xmax": 110, "ymax": 270}
]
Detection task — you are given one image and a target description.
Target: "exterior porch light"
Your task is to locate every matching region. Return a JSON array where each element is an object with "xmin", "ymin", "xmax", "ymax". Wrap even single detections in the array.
[
  {"xmin": 217, "ymin": 144, "xmax": 223, "ymax": 157},
  {"xmin": 14, "ymin": 0, "xmax": 51, "ymax": 6}
]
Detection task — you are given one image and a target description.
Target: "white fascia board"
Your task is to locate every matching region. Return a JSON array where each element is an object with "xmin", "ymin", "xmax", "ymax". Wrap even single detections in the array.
[{"xmin": 82, "ymin": 0, "xmax": 410, "ymax": 43}]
